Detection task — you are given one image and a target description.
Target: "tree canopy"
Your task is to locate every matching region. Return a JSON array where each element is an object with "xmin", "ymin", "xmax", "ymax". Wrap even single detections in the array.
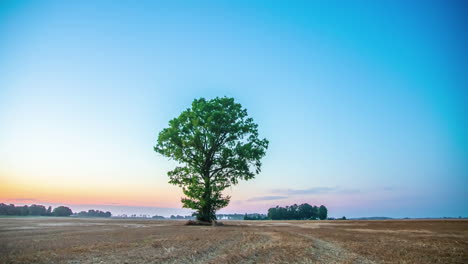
[
  {"xmin": 318, "ymin": 205, "xmax": 328, "ymax": 220},
  {"xmin": 154, "ymin": 97, "xmax": 268, "ymax": 222}
]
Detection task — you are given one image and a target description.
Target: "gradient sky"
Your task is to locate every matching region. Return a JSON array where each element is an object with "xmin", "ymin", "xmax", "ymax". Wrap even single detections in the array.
[{"xmin": 1, "ymin": 0, "xmax": 467, "ymax": 218}]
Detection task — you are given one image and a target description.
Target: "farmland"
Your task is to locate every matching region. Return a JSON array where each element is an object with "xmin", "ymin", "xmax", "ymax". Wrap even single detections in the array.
[{"xmin": 1, "ymin": 218, "xmax": 467, "ymax": 263}]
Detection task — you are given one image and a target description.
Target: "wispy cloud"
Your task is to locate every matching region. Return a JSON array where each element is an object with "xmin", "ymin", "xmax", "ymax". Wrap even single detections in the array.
[
  {"xmin": 247, "ymin": 196, "xmax": 288, "ymax": 202},
  {"xmin": 276, "ymin": 187, "xmax": 334, "ymax": 195},
  {"xmin": 272, "ymin": 187, "xmax": 360, "ymax": 195}
]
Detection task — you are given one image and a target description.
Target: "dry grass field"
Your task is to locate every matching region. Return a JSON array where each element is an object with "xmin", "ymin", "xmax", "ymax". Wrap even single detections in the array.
[{"xmin": 0, "ymin": 217, "xmax": 467, "ymax": 264}]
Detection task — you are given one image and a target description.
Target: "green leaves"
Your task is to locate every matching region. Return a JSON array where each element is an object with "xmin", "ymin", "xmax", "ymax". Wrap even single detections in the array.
[{"xmin": 155, "ymin": 97, "xmax": 268, "ymax": 222}]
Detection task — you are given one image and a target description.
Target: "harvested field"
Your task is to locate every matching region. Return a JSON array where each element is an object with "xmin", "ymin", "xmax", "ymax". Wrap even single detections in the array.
[{"xmin": 0, "ymin": 218, "xmax": 467, "ymax": 263}]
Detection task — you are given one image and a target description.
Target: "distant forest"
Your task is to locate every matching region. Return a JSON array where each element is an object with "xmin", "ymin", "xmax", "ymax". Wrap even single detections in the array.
[
  {"xmin": 151, "ymin": 214, "xmax": 245, "ymax": 220},
  {"xmin": 75, "ymin": 209, "xmax": 112, "ymax": 218},
  {"xmin": 243, "ymin": 203, "xmax": 329, "ymax": 220},
  {"xmin": 0, "ymin": 203, "xmax": 73, "ymax": 216},
  {"xmin": 0, "ymin": 203, "xmax": 112, "ymax": 218},
  {"xmin": 267, "ymin": 203, "xmax": 328, "ymax": 220}
]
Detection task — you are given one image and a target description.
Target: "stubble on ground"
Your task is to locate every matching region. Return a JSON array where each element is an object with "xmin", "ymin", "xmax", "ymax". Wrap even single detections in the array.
[{"xmin": 1, "ymin": 218, "xmax": 467, "ymax": 264}]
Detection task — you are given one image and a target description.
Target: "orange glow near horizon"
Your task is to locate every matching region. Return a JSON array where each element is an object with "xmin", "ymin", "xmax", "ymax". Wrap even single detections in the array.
[{"xmin": 0, "ymin": 173, "xmax": 183, "ymax": 208}]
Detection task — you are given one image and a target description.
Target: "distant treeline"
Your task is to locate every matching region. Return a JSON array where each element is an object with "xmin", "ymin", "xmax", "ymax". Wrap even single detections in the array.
[
  {"xmin": 152, "ymin": 215, "xmax": 166, "ymax": 219},
  {"xmin": 217, "ymin": 214, "xmax": 245, "ymax": 220},
  {"xmin": 244, "ymin": 213, "xmax": 268, "ymax": 220},
  {"xmin": 169, "ymin": 215, "xmax": 194, "ymax": 219},
  {"xmin": 75, "ymin": 209, "xmax": 111, "ymax": 218},
  {"xmin": 267, "ymin": 203, "xmax": 328, "ymax": 220},
  {"xmin": 150, "ymin": 215, "xmax": 193, "ymax": 220},
  {"xmin": 0, "ymin": 203, "xmax": 73, "ymax": 216},
  {"xmin": 150, "ymin": 214, "xmax": 247, "ymax": 220}
]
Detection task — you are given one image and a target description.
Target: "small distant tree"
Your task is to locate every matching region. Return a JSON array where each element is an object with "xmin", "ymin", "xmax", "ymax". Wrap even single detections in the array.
[
  {"xmin": 46, "ymin": 206, "xmax": 52, "ymax": 216},
  {"xmin": 53, "ymin": 206, "xmax": 73, "ymax": 216},
  {"xmin": 155, "ymin": 97, "xmax": 269, "ymax": 223},
  {"xmin": 318, "ymin": 205, "xmax": 328, "ymax": 220}
]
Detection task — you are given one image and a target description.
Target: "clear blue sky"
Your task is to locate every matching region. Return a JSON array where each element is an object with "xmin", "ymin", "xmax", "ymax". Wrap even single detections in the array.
[{"xmin": 1, "ymin": 0, "xmax": 466, "ymax": 218}]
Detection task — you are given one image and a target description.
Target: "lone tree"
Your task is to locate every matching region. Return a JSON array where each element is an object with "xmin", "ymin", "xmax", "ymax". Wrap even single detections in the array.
[{"xmin": 154, "ymin": 97, "xmax": 268, "ymax": 223}]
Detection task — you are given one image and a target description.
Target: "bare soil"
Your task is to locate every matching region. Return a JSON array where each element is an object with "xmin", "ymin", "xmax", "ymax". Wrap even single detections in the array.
[{"xmin": 0, "ymin": 217, "xmax": 467, "ymax": 263}]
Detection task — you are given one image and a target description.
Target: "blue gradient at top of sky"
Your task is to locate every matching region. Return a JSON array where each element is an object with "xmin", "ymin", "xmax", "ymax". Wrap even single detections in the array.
[{"xmin": 0, "ymin": 0, "xmax": 466, "ymax": 217}]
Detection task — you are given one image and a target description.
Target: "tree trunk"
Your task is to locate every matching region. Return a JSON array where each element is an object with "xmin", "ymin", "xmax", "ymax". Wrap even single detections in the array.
[{"xmin": 197, "ymin": 175, "xmax": 213, "ymax": 223}]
